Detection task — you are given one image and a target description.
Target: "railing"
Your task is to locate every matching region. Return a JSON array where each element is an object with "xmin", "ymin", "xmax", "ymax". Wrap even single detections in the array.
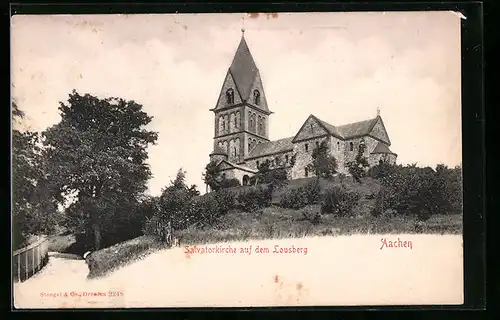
[{"xmin": 13, "ymin": 236, "xmax": 49, "ymax": 283}]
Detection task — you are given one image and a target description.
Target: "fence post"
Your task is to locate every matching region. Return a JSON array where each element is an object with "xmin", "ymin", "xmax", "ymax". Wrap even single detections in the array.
[
  {"xmin": 32, "ymin": 246, "xmax": 35, "ymax": 277},
  {"xmin": 36, "ymin": 245, "xmax": 39, "ymax": 273},
  {"xmin": 24, "ymin": 252, "xmax": 28, "ymax": 281},
  {"xmin": 17, "ymin": 254, "xmax": 20, "ymax": 282}
]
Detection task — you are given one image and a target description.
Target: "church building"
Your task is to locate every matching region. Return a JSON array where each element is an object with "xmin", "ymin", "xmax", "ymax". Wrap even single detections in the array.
[{"xmin": 209, "ymin": 31, "xmax": 397, "ymax": 186}]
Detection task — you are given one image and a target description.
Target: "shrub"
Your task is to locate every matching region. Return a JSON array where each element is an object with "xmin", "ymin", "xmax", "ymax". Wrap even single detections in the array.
[
  {"xmin": 237, "ymin": 186, "xmax": 272, "ymax": 212},
  {"xmin": 368, "ymin": 163, "xmax": 463, "ymax": 217},
  {"xmin": 320, "ymin": 184, "xmax": 361, "ymax": 216},
  {"xmin": 220, "ymin": 178, "xmax": 241, "ymax": 189},
  {"xmin": 279, "ymin": 179, "xmax": 321, "ymax": 209},
  {"xmin": 186, "ymin": 190, "xmax": 235, "ymax": 227}
]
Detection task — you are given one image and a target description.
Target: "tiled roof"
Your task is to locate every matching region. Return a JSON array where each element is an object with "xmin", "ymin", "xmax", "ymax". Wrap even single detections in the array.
[
  {"xmin": 371, "ymin": 141, "xmax": 397, "ymax": 155},
  {"xmin": 316, "ymin": 115, "xmax": 378, "ymax": 139},
  {"xmin": 246, "ymin": 137, "xmax": 294, "ymax": 159},
  {"xmin": 229, "ymin": 36, "xmax": 260, "ymax": 103}
]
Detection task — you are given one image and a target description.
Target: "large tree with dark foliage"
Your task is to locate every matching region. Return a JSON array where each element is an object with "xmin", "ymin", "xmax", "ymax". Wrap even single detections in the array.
[
  {"xmin": 42, "ymin": 91, "xmax": 158, "ymax": 249},
  {"xmin": 12, "ymin": 101, "xmax": 60, "ymax": 249}
]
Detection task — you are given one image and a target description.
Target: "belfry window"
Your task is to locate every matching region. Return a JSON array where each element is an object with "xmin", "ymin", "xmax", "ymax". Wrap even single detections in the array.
[
  {"xmin": 337, "ymin": 141, "xmax": 340, "ymax": 150},
  {"xmin": 253, "ymin": 90, "xmax": 261, "ymax": 105},
  {"xmin": 226, "ymin": 89, "xmax": 234, "ymax": 104},
  {"xmin": 350, "ymin": 142, "xmax": 354, "ymax": 151},
  {"xmin": 305, "ymin": 143, "xmax": 309, "ymax": 152}
]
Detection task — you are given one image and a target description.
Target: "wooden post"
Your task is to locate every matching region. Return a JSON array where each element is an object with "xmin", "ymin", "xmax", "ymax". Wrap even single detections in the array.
[
  {"xmin": 17, "ymin": 254, "xmax": 20, "ymax": 282},
  {"xmin": 24, "ymin": 252, "xmax": 28, "ymax": 281},
  {"xmin": 32, "ymin": 247, "xmax": 35, "ymax": 276},
  {"xmin": 36, "ymin": 245, "xmax": 39, "ymax": 273}
]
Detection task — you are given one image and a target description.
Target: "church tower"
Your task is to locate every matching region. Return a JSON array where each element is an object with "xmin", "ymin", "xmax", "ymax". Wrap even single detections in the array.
[{"xmin": 210, "ymin": 30, "xmax": 273, "ymax": 165}]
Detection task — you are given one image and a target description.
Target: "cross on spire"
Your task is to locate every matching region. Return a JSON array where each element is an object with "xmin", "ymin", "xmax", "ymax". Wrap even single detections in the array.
[
  {"xmin": 376, "ymin": 107, "xmax": 380, "ymax": 117},
  {"xmin": 241, "ymin": 16, "xmax": 245, "ymax": 36}
]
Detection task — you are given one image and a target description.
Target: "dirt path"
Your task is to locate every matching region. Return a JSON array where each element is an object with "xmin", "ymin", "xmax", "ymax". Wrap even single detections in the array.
[{"xmin": 14, "ymin": 234, "xmax": 463, "ymax": 308}]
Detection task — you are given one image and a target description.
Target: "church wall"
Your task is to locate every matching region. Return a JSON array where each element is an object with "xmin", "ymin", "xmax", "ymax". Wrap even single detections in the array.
[
  {"xmin": 244, "ymin": 151, "xmax": 294, "ymax": 171},
  {"xmin": 214, "ymin": 131, "xmax": 246, "ymax": 164},
  {"xmin": 220, "ymin": 167, "xmax": 254, "ymax": 185},
  {"xmin": 369, "ymin": 118, "xmax": 390, "ymax": 145},
  {"xmin": 291, "ymin": 137, "xmax": 330, "ymax": 179},
  {"xmin": 329, "ymin": 136, "xmax": 347, "ymax": 173}
]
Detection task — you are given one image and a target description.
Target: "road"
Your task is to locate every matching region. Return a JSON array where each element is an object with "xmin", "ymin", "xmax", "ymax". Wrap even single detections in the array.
[{"xmin": 14, "ymin": 234, "xmax": 464, "ymax": 308}]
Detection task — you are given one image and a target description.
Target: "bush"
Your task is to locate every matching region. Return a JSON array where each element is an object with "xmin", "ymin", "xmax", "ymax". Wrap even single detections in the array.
[
  {"xmin": 220, "ymin": 178, "xmax": 241, "ymax": 189},
  {"xmin": 279, "ymin": 179, "xmax": 321, "ymax": 209},
  {"xmin": 186, "ymin": 190, "xmax": 235, "ymax": 227},
  {"xmin": 237, "ymin": 186, "xmax": 272, "ymax": 212},
  {"xmin": 320, "ymin": 184, "xmax": 361, "ymax": 216},
  {"xmin": 368, "ymin": 163, "xmax": 463, "ymax": 217}
]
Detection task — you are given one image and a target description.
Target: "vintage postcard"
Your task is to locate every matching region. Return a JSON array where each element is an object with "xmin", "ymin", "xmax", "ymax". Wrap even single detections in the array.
[{"xmin": 12, "ymin": 11, "xmax": 464, "ymax": 308}]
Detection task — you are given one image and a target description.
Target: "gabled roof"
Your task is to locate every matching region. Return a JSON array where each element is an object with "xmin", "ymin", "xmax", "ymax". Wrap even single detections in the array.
[
  {"xmin": 246, "ymin": 137, "xmax": 294, "ymax": 159},
  {"xmin": 229, "ymin": 36, "xmax": 258, "ymax": 102},
  {"xmin": 371, "ymin": 141, "xmax": 397, "ymax": 155},
  {"xmin": 337, "ymin": 117, "xmax": 379, "ymax": 139},
  {"xmin": 314, "ymin": 115, "xmax": 379, "ymax": 140}
]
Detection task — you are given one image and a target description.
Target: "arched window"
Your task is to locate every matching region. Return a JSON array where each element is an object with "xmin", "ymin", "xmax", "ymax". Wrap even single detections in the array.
[
  {"xmin": 235, "ymin": 111, "xmax": 240, "ymax": 129},
  {"xmin": 305, "ymin": 167, "xmax": 309, "ymax": 177},
  {"xmin": 224, "ymin": 115, "xmax": 229, "ymax": 132},
  {"xmin": 349, "ymin": 142, "xmax": 354, "ymax": 151},
  {"xmin": 230, "ymin": 113, "xmax": 236, "ymax": 132},
  {"xmin": 305, "ymin": 143, "xmax": 309, "ymax": 152},
  {"xmin": 310, "ymin": 124, "xmax": 314, "ymax": 133},
  {"xmin": 248, "ymin": 111, "xmax": 253, "ymax": 131},
  {"xmin": 235, "ymin": 138, "xmax": 240, "ymax": 159},
  {"xmin": 219, "ymin": 116, "xmax": 224, "ymax": 134},
  {"xmin": 253, "ymin": 90, "xmax": 261, "ymax": 105},
  {"xmin": 285, "ymin": 155, "xmax": 289, "ymax": 163},
  {"xmin": 337, "ymin": 141, "xmax": 340, "ymax": 151},
  {"xmin": 252, "ymin": 113, "xmax": 257, "ymax": 132},
  {"xmin": 226, "ymin": 89, "xmax": 234, "ymax": 104},
  {"xmin": 248, "ymin": 141, "xmax": 252, "ymax": 152},
  {"xmin": 258, "ymin": 116, "xmax": 262, "ymax": 134},
  {"xmin": 315, "ymin": 141, "xmax": 319, "ymax": 149},
  {"xmin": 262, "ymin": 117, "xmax": 266, "ymax": 135}
]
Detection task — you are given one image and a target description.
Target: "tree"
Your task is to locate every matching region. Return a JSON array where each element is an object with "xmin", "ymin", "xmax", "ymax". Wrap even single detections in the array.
[
  {"xmin": 12, "ymin": 101, "xmax": 60, "ymax": 249},
  {"xmin": 306, "ymin": 140, "xmax": 338, "ymax": 180},
  {"xmin": 252, "ymin": 159, "xmax": 288, "ymax": 192},
  {"xmin": 42, "ymin": 90, "xmax": 158, "ymax": 250},
  {"xmin": 347, "ymin": 140, "xmax": 370, "ymax": 183},
  {"xmin": 202, "ymin": 160, "xmax": 223, "ymax": 192}
]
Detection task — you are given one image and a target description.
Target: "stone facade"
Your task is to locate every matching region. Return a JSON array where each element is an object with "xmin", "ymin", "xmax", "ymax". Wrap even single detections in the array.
[{"xmin": 208, "ymin": 33, "xmax": 397, "ymax": 186}]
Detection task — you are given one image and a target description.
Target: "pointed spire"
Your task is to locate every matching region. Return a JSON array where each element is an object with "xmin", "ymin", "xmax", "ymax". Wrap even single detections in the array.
[{"xmin": 229, "ymin": 32, "xmax": 258, "ymax": 101}]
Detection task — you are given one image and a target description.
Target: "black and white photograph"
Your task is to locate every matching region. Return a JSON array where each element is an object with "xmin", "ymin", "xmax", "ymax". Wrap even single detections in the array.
[{"xmin": 12, "ymin": 11, "xmax": 464, "ymax": 308}]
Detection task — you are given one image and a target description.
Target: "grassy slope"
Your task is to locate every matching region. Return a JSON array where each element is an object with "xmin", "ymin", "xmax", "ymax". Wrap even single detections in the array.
[{"xmin": 61, "ymin": 177, "xmax": 463, "ymax": 279}]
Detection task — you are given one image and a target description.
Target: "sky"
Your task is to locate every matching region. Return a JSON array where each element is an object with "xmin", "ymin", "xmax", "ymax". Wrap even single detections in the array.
[{"xmin": 11, "ymin": 12, "xmax": 463, "ymax": 196}]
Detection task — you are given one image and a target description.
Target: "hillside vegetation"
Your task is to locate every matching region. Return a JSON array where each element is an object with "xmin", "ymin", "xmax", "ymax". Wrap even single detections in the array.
[{"xmin": 80, "ymin": 163, "xmax": 462, "ymax": 278}]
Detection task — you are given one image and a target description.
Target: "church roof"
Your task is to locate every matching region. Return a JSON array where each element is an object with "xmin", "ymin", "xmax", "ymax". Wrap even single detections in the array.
[
  {"xmin": 246, "ymin": 136, "xmax": 294, "ymax": 159},
  {"xmin": 317, "ymin": 116, "xmax": 379, "ymax": 139},
  {"xmin": 371, "ymin": 141, "xmax": 397, "ymax": 155},
  {"xmin": 229, "ymin": 36, "xmax": 260, "ymax": 102}
]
